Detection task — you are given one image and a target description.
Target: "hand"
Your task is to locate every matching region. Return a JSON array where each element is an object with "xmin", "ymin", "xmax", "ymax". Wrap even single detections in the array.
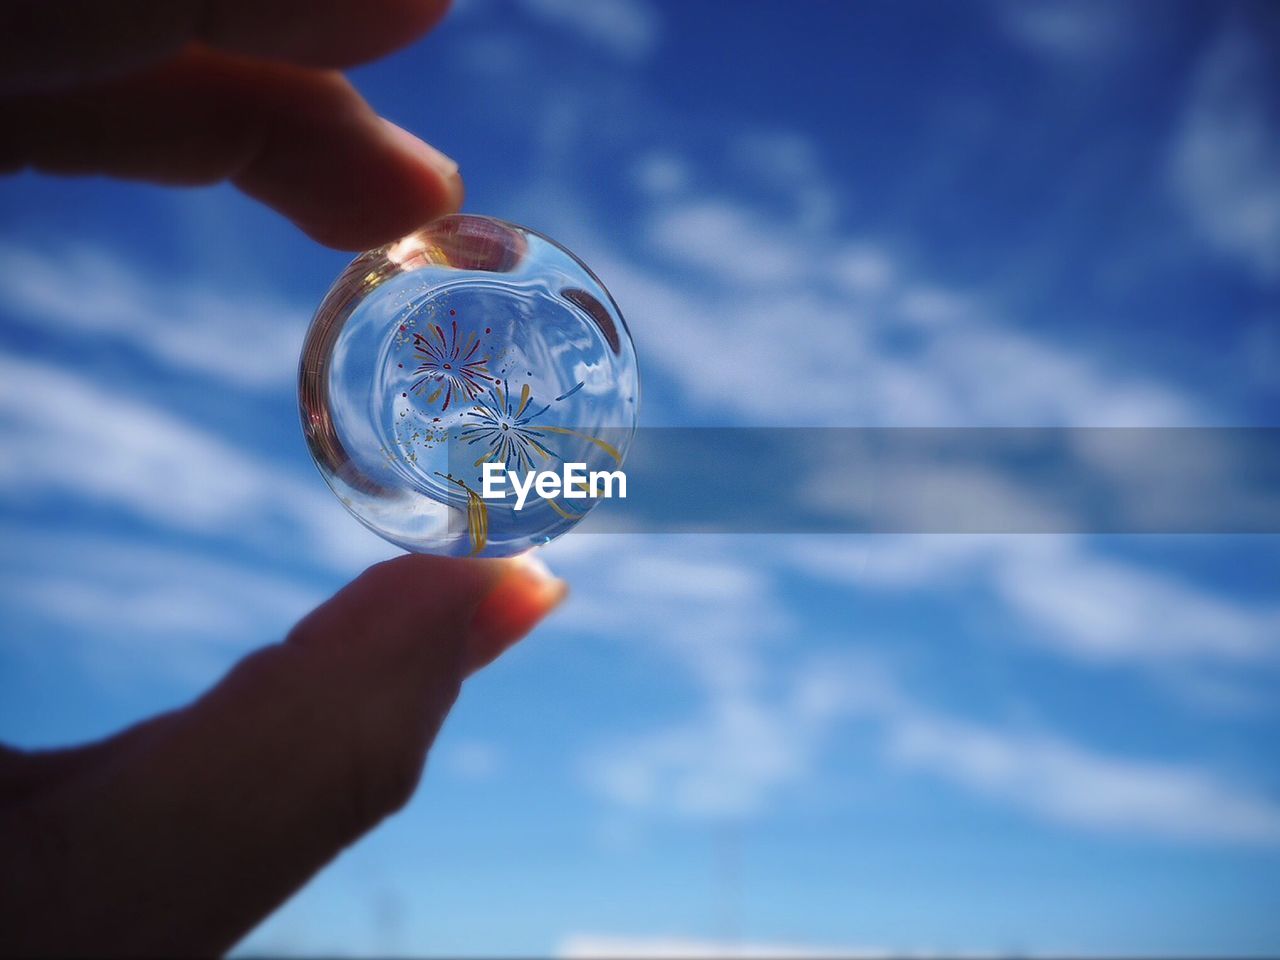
[
  {"xmin": 0, "ymin": 0, "xmax": 464, "ymax": 250},
  {"xmin": 0, "ymin": 3, "xmax": 567, "ymax": 954}
]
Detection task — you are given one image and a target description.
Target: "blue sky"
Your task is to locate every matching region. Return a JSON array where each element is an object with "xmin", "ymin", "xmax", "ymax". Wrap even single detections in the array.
[{"xmin": 2, "ymin": 0, "xmax": 1280, "ymax": 955}]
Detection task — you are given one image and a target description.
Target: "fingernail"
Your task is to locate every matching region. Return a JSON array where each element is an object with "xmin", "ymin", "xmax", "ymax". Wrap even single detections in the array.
[
  {"xmin": 466, "ymin": 554, "xmax": 568, "ymax": 673},
  {"xmin": 379, "ymin": 118, "xmax": 464, "ymax": 209}
]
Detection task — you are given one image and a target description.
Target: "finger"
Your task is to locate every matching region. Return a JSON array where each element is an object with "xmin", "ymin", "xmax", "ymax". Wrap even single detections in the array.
[
  {"xmin": 466, "ymin": 555, "xmax": 569, "ymax": 674},
  {"xmin": 1, "ymin": 0, "xmax": 452, "ymax": 93},
  {"xmin": 0, "ymin": 554, "xmax": 565, "ymax": 956},
  {"xmin": 0, "ymin": 48, "xmax": 463, "ymax": 250}
]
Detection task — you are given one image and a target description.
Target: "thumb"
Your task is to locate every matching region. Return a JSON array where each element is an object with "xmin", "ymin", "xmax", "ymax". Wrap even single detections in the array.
[{"xmin": 0, "ymin": 554, "xmax": 566, "ymax": 957}]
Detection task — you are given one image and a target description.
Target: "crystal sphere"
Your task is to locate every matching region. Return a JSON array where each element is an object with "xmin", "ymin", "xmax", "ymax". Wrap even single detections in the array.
[{"xmin": 299, "ymin": 215, "xmax": 639, "ymax": 557}]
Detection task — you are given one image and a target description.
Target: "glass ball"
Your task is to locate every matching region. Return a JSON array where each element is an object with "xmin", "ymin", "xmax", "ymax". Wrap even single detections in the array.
[{"xmin": 299, "ymin": 215, "xmax": 639, "ymax": 557}]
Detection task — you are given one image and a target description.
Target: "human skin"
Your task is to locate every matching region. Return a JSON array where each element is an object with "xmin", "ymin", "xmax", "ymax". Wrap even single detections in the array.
[{"xmin": 0, "ymin": 2, "xmax": 567, "ymax": 954}]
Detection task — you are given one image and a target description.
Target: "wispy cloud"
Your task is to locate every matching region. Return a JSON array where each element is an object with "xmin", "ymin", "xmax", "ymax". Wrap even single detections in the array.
[
  {"xmin": 518, "ymin": 0, "xmax": 660, "ymax": 62},
  {"xmin": 881, "ymin": 704, "xmax": 1280, "ymax": 845},
  {"xmin": 551, "ymin": 537, "xmax": 816, "ymax": 818},
  {"xmin": 1169, "ymin": 22, "xmax": 1280, "ymax": 282},
  {"xmin": 991, "ymin": 0, "xmax": 1137, "ymax": 64},
  {"xmin": 584, "ymin": 685, "xmax": 821, "ymax": 818},
  {"xmin": 729, "ymin": 130, "xmax": 841, "ymax": 231},
  {"xmin": 0, "ymin": 243, "xmax": 309, "ymax": 389},
  {"xmin": 788, "ymin": 537, "xmax": 1280, "ymax": 665},
  {"xmin": 0, "ymin": 352, "xmax": 391, "ymax": 573},
  {"xmin": 436, "ymin": 739, "xmax": 505, "ymax": 782},
  {"xmin": 0, "ymin": 528, "xmax": 323, "ymax": 681},
  {"xmin": 574, "ymin": 132, "xmax": 1205, "ymax": 427},
  {"xmin": 557, "ymin": 538, "xmax": 1280, "ymax": 845},
  {"xmin": 991, "ymin": 540, "xmax": 1280, "ymax": 663},
  {"xmin": 646, "ymin": 201, "xmax": 809, "ymax": 287},
  {"xmin": 466, "ymin": 25, "xmax": 1211, "ymax": 432},
  {"xmin": 599, "ymin": 235, "xmax": 1199, "ymax": 427},
  {"xmin": 808, "ymin": 655, "xmax": 1280, "ymax": 845},
  {"xmin": 632, "ymin": 152, "xmax": 691, "ymax": 198},
  {"xmin": 830, "ymin": 244, "xmax": 895, "ymax": 296}
]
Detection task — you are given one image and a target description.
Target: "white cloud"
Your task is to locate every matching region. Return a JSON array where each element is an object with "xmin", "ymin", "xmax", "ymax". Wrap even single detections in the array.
[
  {"xmin": 0, "ymin": 352, "xmax": 301, "ymax": 530},
  {"xmin": 646, "ymin": 201, "xmax": 809, "ymax": 287},
  {"xmin": 552, "ymin": 532, "xmax": 1280, "ymax": 842},
  {"xmin": 614, "ymin": 555, "xmax": 767, "ymax": 603},
  {"xmin": 883, "ymin": 707, "xmax": 1280, "ymax": 845},
  {"xmin": 800, "ymin": 653, "xmax": 1280, "ymax": 845},
  {"xmin": 0, "ymin": 244, "xmax": 309, "ymax": 389},
  {"xmin": 0, "ymin": 245, "xmax": 392, "ymax": 575},
  {"xmin": 7, "ymin": 570, "xmax": 305, "ymax": 645},
  {"xmin": 1169, "ymin": 24, "xmax": 1280, "ymax": 281},
  {"xmin": 895, "ymin": 286, "xmax": 967, "ymax": 325},
  {"xmin": 730, "ymin": 131, "xmax": 839, "ymax": 230},
  {"xmin": 644, "ymin": 131, "xmax": 841, "ymax": 281},
  {"xmin": 589, "ymin": 137, "xmax": 1206, "ymax": 428},
  {"xmin": 633, "ymin": 152, "xmax": 690, "ymax": 197},
  {"xmin": 992, "ymin": 0, "xmax": 1136, "ymax": 63},
  {"xmin": 732, "ymin": 131, "xmax": 825, "ymax": 187},
  {"xmin": 831, "ymin": 245, "xmax": 894, "ymax": 296},
  {"xmin": 518, "ymin": 0, "xmax": 660, "ymax": 62},
  {"xmin": 503, "ymin": 104, "xmax": 1273, "ymax": 845},
  {"xmin": 437, "ymin": 739, "xmax": 504, "ymax": 781},
  {"xmin": 601, "ymin": 235, "xmax": 1199, "ymax": 427},
  {"xmin": 505, "ymin": 108, "xmax": 1207, "ymax": 431},
  {"xmin": 573, "ymin": 542, "xmax": 1280, "ymax": 849},
  {"xmin": 556, "ymin": 537, "xmax": 1280, "ymax": 845},
  {"xmin": 0, "ymin": 529, "xmax": 323, "ymax": 681},
  {"xmin": 992, "ymin": 541, "xmax": 1280, "ymax": 662},
  {"xmin": 800, "ymin": 458, "xmax": 1078, "ymax": 535},
  {"xmin": 0, "ymin": 352, "xmax": 391, "ymax": 573},
  {"xmin": 553, "ymin": 539, "xmax": 787, "ymax": 694},
  {"xmin": 548, "ymin": 537, "xmax": 817, "ymax": 817},
  {"xmin": 586, "ymin": 687, "xmax": 818, "ymax": 818},
  {"xmin": 788, "ymin": 537, "xmax": 1280, "ymax": 665}
]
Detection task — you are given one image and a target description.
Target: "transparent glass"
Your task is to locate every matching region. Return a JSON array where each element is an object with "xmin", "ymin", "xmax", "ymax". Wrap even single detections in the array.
[{"xmin": 299, "ymin": 215, "xmax": 639, "ymax": 557}]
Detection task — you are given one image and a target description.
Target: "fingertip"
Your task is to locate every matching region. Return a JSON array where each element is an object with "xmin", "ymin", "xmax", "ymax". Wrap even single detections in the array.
[
  {"xmin": 465, "ymin": 554, "xmax": 569, "ymax": 675},
  {"xmin": 294, "ymin": 553, "xmax": 565, "ymax": 677},
  {"xmin": 377, "ymin": 117, "xmax": 464, "ymax": 214},
  {"xmin": 234, "ymin": 106, "xmax": 465, "ymax": 250}
]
